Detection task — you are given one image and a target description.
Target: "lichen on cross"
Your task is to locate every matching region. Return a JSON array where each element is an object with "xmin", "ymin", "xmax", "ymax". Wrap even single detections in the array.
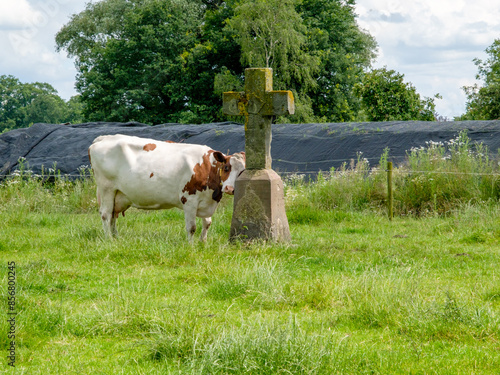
[{"xmin": 223, "ymin": 68, "xmax": 294, "ymax": 170}]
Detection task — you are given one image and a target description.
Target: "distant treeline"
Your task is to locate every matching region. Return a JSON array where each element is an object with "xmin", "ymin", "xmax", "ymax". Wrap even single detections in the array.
[{"xmin": 2, "ymin": 0, "xmax": 500, "ymax": 132}]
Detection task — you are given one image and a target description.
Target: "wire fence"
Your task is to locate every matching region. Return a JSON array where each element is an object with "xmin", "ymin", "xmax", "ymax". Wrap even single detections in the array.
[
  {"xmin": 0, "ymin": 174, "xmax": 91, "ymax": 178},
  {"xmin": 2, "ymin": 158, "xmax": 499, "ymax": 221},
  {"xmin": 278, "ymin": 170, "xmax": 500, "ymax": 176},
  {"xmin": 2, "ymin": 153, "xmax": 500, "ymax": 180},
  {"xmin": 275, "ymin": 156, "xmax": 383, "ymax": 165},
  {"xmin": 2, "ymin": 165, "xmax": 500, "ymax": 179},
  {"xmin": 0, "ymin": 173, "xmax": 92, "ymax": 178}
]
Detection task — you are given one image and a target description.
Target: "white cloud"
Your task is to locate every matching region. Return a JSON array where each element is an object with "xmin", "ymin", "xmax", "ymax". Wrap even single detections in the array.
[
  {"xmin": 0, "ymin": 0, "xmax": 41, "ymax": 29},
  {"xmin": 356, "ymin": 0, "xmax": 500, "ymax": 118},
  {"xmin": 0, "ymin": 0, "xmax": 88, "ymax": 98}
]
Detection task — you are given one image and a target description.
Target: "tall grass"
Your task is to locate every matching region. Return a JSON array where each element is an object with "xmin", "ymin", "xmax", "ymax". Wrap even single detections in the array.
[
  {"xmin": 3, "ymin": 130, "xmax": 498, "ymax": 218},
  {"xmin": 0, "ymin": 160, "xmax": 96, "ymax": 214},
  {"xmin": 399, "ymin": 131, "xmax": 500, "ymax": 214},
  {"xmin": 285, "ymin": 130, "xmax": 500, "ymax": 217}
]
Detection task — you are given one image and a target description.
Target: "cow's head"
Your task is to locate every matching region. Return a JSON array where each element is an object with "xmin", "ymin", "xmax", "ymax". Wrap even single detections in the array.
[{"xmin": 213, "ymin": 151, "xmax": 246, "ymax": 195}]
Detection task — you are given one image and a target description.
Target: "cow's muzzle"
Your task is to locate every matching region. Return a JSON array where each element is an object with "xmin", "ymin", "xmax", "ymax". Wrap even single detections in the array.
[{"xmin": 224, "ymin": 186, "xmax": 234, "ymax": 195}]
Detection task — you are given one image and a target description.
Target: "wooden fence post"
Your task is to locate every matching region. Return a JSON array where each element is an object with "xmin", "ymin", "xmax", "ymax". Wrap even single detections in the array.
[{"xmin": 387, "ymin": 161, "xmax": 393, "ymax": 221}]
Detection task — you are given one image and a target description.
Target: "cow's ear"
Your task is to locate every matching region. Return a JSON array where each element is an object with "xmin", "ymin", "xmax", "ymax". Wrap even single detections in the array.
[
  {"xmin": 213, "ymin": 151, "xmax": 226, "ymax": 163},
  {"xmin": 239, "ymin": 151, "xmax": 245, "ymax": 161}
]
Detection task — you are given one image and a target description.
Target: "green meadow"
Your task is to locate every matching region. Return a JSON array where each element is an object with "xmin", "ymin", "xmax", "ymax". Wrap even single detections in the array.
[{"xmin": 1, "ymin": 131, "xmax": 499, "ymax": 374}]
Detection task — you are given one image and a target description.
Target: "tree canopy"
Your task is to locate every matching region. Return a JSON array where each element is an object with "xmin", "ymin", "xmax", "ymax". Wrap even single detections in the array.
[
  {"xmin": 355, "ymin": 67, "xmax": 438, "ymax": 121},
  {"xmin": 55, "ymin": 0, "xmax": 377, "ymax": 124},
  {"xmin": 459, "ymin": 39, "xmax": 500, "ymax": 120},
  {"xmin": 0, "ymin": 75, "xmax": 82, "ymax": 133}
]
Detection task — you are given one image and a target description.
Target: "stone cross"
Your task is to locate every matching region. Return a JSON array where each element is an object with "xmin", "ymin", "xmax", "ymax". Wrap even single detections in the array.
[
  {"xmin": 223, "ymin": 68, "xmax": 294, "ymax": 242},
  {"xmin": 223, "ymin": 68, "xmax": 294, "ymax": 169}
]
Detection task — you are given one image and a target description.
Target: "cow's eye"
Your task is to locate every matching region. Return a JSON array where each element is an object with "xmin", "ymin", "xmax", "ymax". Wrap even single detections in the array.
[{"xmin": 224, "ymin": 165, "xmax": 230, "ymax": 172}]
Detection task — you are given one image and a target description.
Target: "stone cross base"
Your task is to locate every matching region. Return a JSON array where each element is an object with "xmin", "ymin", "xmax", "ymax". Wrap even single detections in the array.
[{"xmin": 230, "ymin": 169, "xmax": 291, "ymax": 242}]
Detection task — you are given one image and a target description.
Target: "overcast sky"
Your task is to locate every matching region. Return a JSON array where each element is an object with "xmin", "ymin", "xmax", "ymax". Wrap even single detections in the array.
[{"xmin": 2, "ymin": 0, "xmax": 500, "ymax": 119}]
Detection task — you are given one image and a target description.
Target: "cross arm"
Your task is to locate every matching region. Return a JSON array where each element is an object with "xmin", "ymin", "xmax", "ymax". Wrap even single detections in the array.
[
  {"xmin": 262, "ymin": 90, "xmax": 295, "ymax": 116},
  {"xmin": 223, "ymin": 90, "xmax": 295, "ymax": 117},
  {"xmin": 223, "ymin": 92, "xmax": 247, "ymax": 116}
]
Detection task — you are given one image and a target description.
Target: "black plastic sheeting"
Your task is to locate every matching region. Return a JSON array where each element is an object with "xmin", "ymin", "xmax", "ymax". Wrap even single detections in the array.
[{"xmin": 1, "ymin": 120, "xmax": 500, "ymax": 179}]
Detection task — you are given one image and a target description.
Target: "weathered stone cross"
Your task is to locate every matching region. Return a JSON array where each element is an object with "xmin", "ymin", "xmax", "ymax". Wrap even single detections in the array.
[
  {"xmin": 223, "ymin": 68, "xmax": 294, "ymax": 169},
  {"xmin": 223, "ymin": 68, "xmax": 294, "ymax": 241}
]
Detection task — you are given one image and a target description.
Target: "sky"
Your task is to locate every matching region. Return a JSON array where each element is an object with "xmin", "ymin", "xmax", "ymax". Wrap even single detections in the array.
[{"xmin": 1, "ymin": 0, "xmax": 500, "ymax": 119}]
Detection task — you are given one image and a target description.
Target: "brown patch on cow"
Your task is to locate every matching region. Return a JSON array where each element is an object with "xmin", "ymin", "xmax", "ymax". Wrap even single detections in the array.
[
  {"xmin": 150, "ymin": 172, "xmax": 154, "ymax": 178},
  {"xmin": 182, "ymin": 150, "xmax": 229, "ymax": 202},
  {"xmin": 88, "ymin": 148, "xmax": 92, "ymax": 165},
  {"xmin": 143, "ymin": 143, "xmax": 157, "ymax": 151},
  {"xmin": 181, "ymin": 196, "xmax": 187, "ymax": 204},
  {"xmin": 165, "ymin": 140, "xmax": 176, "ymax": 143}
]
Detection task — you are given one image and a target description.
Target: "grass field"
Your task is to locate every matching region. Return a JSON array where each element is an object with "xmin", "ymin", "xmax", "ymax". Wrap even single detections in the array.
[
  {"xmin": 1, "ymin": 132, "xmax": 500, "ymax": 374},
  {"xmin": 0, "ymin": 169, "xmax": 499, "ymax": 374}
]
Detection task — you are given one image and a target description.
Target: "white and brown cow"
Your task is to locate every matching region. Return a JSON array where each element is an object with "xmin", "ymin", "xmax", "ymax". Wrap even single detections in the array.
[{"xmin": 88, "ymin": 134, "xmax": 245, "ymax": 241}]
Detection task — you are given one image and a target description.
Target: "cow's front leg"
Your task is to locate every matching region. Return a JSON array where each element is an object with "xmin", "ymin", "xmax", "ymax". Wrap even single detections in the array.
[
  {"xmin": 183, "ymin": 205, "xmax": 197, "ymax": 242},
  {"xmin": 200, "ymin": 217, "xmax": 212, "ymax": 242}
]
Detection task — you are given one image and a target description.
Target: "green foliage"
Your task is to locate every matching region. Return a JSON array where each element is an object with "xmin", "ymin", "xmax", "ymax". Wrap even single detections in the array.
[
  {"xmin": 0, "ymin": 160, "xmax": 96, "ymax": 213},
  {"xmin": 213, "ymin": 66, "xmax": 243, "ymax": 97},
  {"xmin": 149, "ymin": 317, "xmax": 335, "ymax": 373},
  {"xmin": 398, "ymin": 130, "xmax": 500, "ymax": 214},
  {"xmin": 312, "ymin": 155, "xmax": 383, "ymax": 211},
  {"xmin": 0, "ymin": 75, "xmax": 83, "ymax": 132},
  {"xmin": 56, "ymin": 0, "xmax": 377, "ymax": 124},
  {"xmin": 227, "ymin": 0, "xmax": 321, "ymax": 122},
  {"xmin": 228, "ymin": 0, "xmax": 319, "ymax": 88},
  {"xmin": 226, "ymin": 0, "xmax": 377, "ymax": 123},
  {"xmin": 300, "ymin": 0, "xmax": 377, "ymax": 122},
  {"xmin": 355, "ymin": 67, "xmax": 439, "ymax": 121},
  {"xmin": 56, "ymin": 0, "xmax": 241, "ymax": 124},
  {"xmin": 459, "ymin": 39, "xmax": 500, "ymax": 120}
]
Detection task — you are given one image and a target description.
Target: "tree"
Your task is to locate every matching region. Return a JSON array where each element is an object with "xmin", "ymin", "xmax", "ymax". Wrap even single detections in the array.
[
  {"xmin": 227, "ymin": 0, "xmax": 320, "ymax": 121},
  {"xmin": 56, "ymin": 0, "xmax": 240, "ymax": 124},
  {"xmin": 227, "ymin": 0, "xmax": 377, "ymax": 123},
  {"xmin": 298, "ymin": 0, "xmax": 377, "ymax": 122},
  {"xmin": 56, "ymin": 0, "xmax": 377, "ymax": 124},
  {"xmin": 355, "ymin": 67, "xmax": 438, "ymax": 121},
  {"xmin": 0, "ymin": 75, "xmax": 82, "ymax": 132},
  {"xmin": 228, "ymin": 0, "xmax": 318, "ymax": 87},
  {"xmin": 459, "ymin": 39, "xmax": 500, "ymax": 120}
]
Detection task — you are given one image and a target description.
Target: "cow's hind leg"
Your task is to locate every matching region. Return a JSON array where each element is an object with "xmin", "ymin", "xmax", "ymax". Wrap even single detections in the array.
[
  {"xmin": 200, "ymin": 217, "xmax": 212, "ymax": 242},
  {"xmin": 98, "ymin": 187, "xmax": 118, "ymax": 237},
  {"xmin": 183, "ymin": 205, "xmax": 197, "ymax": 242}
]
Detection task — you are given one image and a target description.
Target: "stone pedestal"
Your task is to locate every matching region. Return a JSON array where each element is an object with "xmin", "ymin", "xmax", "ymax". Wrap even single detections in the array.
[{"xmin": 230, "ymin": 169, "xmax": 291, "ymax": 242}]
